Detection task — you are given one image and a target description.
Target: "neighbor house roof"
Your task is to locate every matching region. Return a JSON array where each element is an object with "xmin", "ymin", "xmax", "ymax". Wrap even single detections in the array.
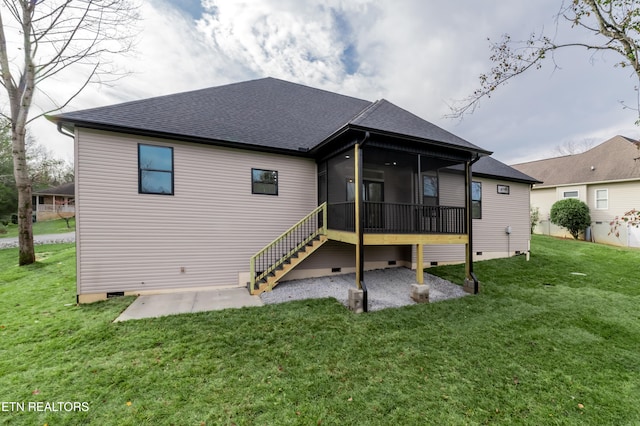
[
  {"xmin": 511, "ymin": 135, "xmax": 640, "ymax": 187},
  {"xmin": 33, "ymin": 182, "xmax": 75, "ymax": 197},
  {"xmin": 49, "ymin": 77, "xmax": 490, "ymax": 156}
]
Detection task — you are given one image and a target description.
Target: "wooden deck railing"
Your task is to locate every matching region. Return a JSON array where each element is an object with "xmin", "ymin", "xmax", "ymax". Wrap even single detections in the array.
[
  {"xmin": 327, "ymin": 202, "xmax": 466, "ymax": 234},
  {"xmin": 249, "ymin": 203, "xmax": 327, "ymax": 293}
]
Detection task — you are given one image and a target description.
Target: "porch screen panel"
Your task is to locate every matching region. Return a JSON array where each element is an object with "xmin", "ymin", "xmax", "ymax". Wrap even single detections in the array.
[{"xmin": 326, "ymin": 152, "xmax": 355, "ymax": 231}]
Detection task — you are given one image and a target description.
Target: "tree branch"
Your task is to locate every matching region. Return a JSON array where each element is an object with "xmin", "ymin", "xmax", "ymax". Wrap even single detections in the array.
[{"xmin": 448, "ymin": 0, "xmax": 640, "ymax": 120}]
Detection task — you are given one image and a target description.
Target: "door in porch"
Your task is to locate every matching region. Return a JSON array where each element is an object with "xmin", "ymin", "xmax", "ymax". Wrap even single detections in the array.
[{"xmin": 347, "ymin": 179, "xmax": 384, "ymax": 230}]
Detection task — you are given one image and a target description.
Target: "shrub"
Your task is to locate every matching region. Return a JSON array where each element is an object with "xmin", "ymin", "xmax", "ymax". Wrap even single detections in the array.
[{"xmin": 550, "ymin": 198, "xmax": 591, "ymax": 239}]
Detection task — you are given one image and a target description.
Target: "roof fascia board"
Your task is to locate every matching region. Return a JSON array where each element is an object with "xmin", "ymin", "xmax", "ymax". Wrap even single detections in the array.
[
  {"xmin": 61, "ymin": 121, "xmax": 312, "ymax": 158},
  {"xmin": 347, "ymin": 124, "xmax": 492, "ymax": 156},
  {"xmin": 472, "ymin": 172, "xmax": 542, "ymax": 184},
  {"xmin": 532, "ymin": 177, "xmax": 640, "ymax": 189},
  {"xmin": 444, "ymin": 168, "xmax": 541, "ymax": 185}
]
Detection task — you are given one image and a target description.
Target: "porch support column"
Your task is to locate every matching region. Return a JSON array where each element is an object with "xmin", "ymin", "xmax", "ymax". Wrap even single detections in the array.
[
  {"xmin": 355, "ymin": 143, "xmax": 363, "ymax": 289},
  {"xmin": 464, "ymin": 159, "xmax": 479, "ymax": 294},
  {"xmin": 416, "ymin": 243, "xmax": 424, "ymax": 284}
]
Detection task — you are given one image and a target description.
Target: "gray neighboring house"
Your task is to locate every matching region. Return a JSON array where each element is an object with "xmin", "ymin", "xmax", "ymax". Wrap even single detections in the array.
[
  {"xmin": 32, "ymin": 182, "xmax": 75, "ymax": 222},
  {"xmin": 512, "ymin": 135, "xmax": 640, "ymax": 247},
  {"xmin": 49, "ymin": 77, "xmax": 538, "ymax": 303}
]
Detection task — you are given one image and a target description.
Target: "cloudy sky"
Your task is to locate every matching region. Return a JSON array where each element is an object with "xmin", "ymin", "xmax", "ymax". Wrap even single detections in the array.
[{"xmin": 25, "ymin": 0, "xmax": 640, "ymax": 165}]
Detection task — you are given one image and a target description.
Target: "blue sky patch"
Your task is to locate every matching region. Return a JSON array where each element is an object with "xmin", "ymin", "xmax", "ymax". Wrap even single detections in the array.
[{"xmin": 168, "ymin": 0, "xmax": 205, "ymax": 20}]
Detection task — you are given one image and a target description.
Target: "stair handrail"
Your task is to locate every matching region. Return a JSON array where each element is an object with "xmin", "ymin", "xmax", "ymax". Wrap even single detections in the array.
[{"xmin": 250, "ymin": 202, "xmax": 327, "ymax": 292}]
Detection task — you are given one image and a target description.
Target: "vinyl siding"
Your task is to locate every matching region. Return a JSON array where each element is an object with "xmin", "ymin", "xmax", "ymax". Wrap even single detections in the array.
[
  {"xmin": 76, "ymin": 129, "xmax": 317, "ymax": 295},
  {"xmin": 421, "ymin": 172, "xmax": 465, "ymax": 262},
  {"xmin": 533, "ymin": 180, "xmax": 640, "ymax": 245},
  {"xmin": 590, "ymin": 182, "xmax": 640, "ymax": 246},
  {"xmin": 422, "ymin": 174, "xmax": 531, "ymax": 264}
]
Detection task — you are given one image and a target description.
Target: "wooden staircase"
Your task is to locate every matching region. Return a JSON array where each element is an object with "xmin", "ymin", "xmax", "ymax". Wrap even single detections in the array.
[
  {"xmin": 250, "ymin": 203, "xmax": 327, "ymax": 295},
  {"xmin": 252, "ymin": 235, "xmax": 327, "ymax": 294}
]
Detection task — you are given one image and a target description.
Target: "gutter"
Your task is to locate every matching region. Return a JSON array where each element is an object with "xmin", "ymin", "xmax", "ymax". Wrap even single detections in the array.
[{"xmin": 56, "ymin": 122, "xmax": 75, "ymax": 139}]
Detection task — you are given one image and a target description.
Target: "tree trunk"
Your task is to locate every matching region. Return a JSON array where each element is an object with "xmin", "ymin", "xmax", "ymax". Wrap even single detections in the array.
[{"xmin": 12, "ymin": 127, "xmax": 35, "ymax": 265}]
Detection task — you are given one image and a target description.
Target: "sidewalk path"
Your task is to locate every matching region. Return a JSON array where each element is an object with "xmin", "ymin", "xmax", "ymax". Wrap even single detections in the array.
[{"xmin": 0, "ymin": 232, "xmax": 76, "ymax": 249}]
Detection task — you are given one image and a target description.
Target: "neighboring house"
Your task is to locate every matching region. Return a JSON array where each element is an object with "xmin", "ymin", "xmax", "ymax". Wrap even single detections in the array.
[
  {"xmin": 511, "ymin": 135, "xmax": 640, "ymax": 247},
  {"xmin": 32, "ymin": 182, "xmax": 75, "ymax": 222},
  {"xmin": 49, "ymin": 77, "xmax": 538, "ymax": 303}
]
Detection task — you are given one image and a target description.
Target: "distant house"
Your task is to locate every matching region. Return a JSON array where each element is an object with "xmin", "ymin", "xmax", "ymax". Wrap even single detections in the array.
[
  {"xmin": 49, "ymin": 77, "xmax": 538, "ymax": 303},
  {"xmin": 32, "ymin": 182, "xmax": 75, "ymax": 222},
  {"xmin": 511, "ymin": 135, "xmax": 640, "ymax": 247}
]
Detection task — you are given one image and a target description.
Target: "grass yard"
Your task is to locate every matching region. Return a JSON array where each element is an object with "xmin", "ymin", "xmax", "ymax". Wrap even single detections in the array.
[
  {"xmin": 0, "ymin": 235, "xmax": 639, "ymax": 425},
  {"xmin": 0, "ymin": 218, "xmax": 75, "ymax": 238}
]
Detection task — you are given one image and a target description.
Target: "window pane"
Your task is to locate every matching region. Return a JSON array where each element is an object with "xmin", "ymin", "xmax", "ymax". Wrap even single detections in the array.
[
  {"xmin": 139, "ymin": 145, "xmax": 172, "ymax": 171},
  {"xmin": 423, "ymin": 176, "xmax": 438, "ymax": 197},
  {"xmin": 252, "ymin": 169, "xmax": 278, "ymax": 195},
  {"xmin": 563, "ymin": 191, "xmax": 578, "ymax": 199},
  {"xmin": 472, "ymin": 181, "xmax": 482, "ymax": 201},
  {"xmin": 141, "ymin": 171, "xmax": 172, "ymax": 194},
  {"xmin": 596, "ymin": 189, "xmax": 608, "ymax": 209},
  {"xmin": 472, "ymin": 201, "xmax": 482, "ymax": 219},
  {"xmin": 471, "ymin": 182, "xmax": 481, "ymax": 219}
]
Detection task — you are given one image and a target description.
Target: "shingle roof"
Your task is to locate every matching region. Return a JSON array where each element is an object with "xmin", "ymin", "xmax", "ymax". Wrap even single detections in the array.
[
  {"xmin": 350, "ymin": 99, "xmax": 486, "ymax": 152},
  {"xmin": 511, "ymin": 135, "xmax": 640, "ymax": 187},
  {"xmin": 33, "ymin": 182, "xmax": 75, "ymax": 196},
  {"xmin": 449, "ymin": 156, "xmax": 541, "ymax": 184},
  {"xmin": 50, "ymin": 77, "xmax": 489, "ymax": 155}
]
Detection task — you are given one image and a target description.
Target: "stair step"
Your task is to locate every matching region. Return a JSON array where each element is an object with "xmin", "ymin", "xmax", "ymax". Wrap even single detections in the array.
[{"xmin": 251, "ymin": 234, "xmax": 328, "ymax": 295}]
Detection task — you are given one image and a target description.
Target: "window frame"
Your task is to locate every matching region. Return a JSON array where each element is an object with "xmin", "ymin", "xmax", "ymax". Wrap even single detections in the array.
[
  {"xmin": 138, "ymin": 144, "xmax": 174, "ymax": 196},
  {"xmin": 252, "ymin": 168, "xmax": 279, "ymax": 196},
  {"xmin": 595, "ymin": 188, "xmax": 609, "ymax": 210},
  {"xmin": 563, "ymin": 190, "xmax": 579, "ymax": 199},
  {"xmin": 423, "ymin": 174, "xmax": 439, "ymax": 206},
  {"xmin": 471, "ymin": 181, "xmax": 482, "ymax": 219}
]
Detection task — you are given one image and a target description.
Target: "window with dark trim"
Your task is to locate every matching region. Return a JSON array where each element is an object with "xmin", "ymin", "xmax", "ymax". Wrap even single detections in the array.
[
  {"xmin": 138, "ymin": 144, "xmax": 174, "ymax": 195},
  {"xmin": 472, "ymin": 181, "xmax": 482, "ymax": 219},
  {"xmin": 252, "ymin": 169, "xmax": 278, "ymax": 195},
  {"xmin": 423, "ymin": 174, "xmax": 438, "ymax": 206}
]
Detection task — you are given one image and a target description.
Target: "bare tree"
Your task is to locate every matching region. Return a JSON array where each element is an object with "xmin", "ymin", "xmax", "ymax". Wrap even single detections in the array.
[
  {"xmin": 448, "ymin": 0, "xmax": 640, "ymax": 120},
  {"xmin": 0, "ymin": 1, "xmax": 138, "ymax": 265},
  {"xmin": 553, "ymin": 138, "xmax": 598, "ymax": 157}
]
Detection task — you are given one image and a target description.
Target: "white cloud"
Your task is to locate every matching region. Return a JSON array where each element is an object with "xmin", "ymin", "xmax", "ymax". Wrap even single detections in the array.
[{"xmin": 21, "ymin": 0, "xmax": 640, "ymax": 165}]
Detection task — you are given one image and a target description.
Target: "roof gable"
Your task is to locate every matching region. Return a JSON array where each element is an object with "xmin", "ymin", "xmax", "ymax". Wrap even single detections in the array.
[
  {"xmin": 51, "ymin": 77, "xmax": 490, "ymax": 156},
  {"xmin": 53, "ymin": 78, "xmax": 371, "ymax": 152},
  {"xmin": 350, "ymin": 99, "xmax": 486, "ymax": 152},
  {"xmin": 511, "ymin": 135, "xmax": 640, "ymax": 186}
]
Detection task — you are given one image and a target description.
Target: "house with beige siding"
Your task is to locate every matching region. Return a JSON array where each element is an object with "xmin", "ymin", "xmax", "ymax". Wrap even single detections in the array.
[
  {"xmin": 49, "ymin": 77, "xmax": 538, "ymax": 304},
  {"xmin": 511, "ymin": 135, "xmax": 640, "ymax": 247},
  {"xmin": 32, "ymin": 182, "xmax": 75, "ymax": 222}
]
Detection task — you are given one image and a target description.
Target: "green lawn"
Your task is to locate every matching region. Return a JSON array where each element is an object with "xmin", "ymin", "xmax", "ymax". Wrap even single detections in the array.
[
  {"xmin": 0, "ymin": 218, "xmax": 75, "ymax": 238},
  {"xmin": 0, "ymin": 236, "xmax": 639, "ymax": 425}
]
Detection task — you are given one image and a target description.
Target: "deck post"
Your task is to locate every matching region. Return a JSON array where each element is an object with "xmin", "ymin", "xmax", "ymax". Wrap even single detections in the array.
[
  {"xmin": 416, "ymin": 243, "xmax": 424, "ymax": 284},
  {"xmin": 465, "ymin": 160, "xmax": 472, "ymax": 279},
  {"xmin": 464, "ymin": 159, "xmax": 479, "ymax": 294},
  {"xmin": 355, "ymin": 142, "xmax": 363, "ymax": 289}
]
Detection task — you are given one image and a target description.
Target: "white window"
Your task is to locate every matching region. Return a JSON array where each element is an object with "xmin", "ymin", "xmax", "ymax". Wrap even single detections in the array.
[
  {"xmin": 563, "ymin": 190, "xmax": 579, "ymax": 199},
  {"xmin": 595, "ymin": 189, "xmax": 608, "ymax": 209}
]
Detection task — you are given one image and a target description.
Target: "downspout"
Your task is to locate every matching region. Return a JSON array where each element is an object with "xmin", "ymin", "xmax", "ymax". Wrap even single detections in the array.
[
  {"xmin": 55, "ymin": 121, "xmax": 78, "ymax": 302},
  {"xmin": 356, "ymin": 131, "xmax": 370, "ymax": 312},
  {"xmin": 466, "ymin": 154, "xmax": 482, "ymax": 294}
]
